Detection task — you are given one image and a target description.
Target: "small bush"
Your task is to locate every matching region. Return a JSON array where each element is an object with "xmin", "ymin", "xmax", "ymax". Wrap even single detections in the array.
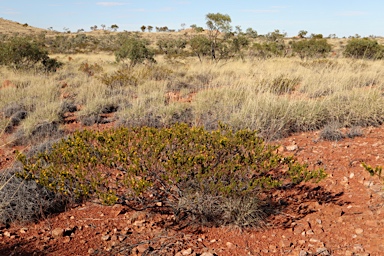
[
  {"xmin": 16, "ymin": 124, "xmax": 326, "ymax": 226},
  {"xmin": 115, "ymin": 37, "xmax": 156, "ymax": 66},
  {"xmin": 4, "ymin": 110, "xmax": 27, "ymax": 133},
  {"xmin": 0, "ymin": 168, "xmax": 69, "ymax": 225},
  {"xmin": 12, "ymin": 121, "xmax": 64, "ymax": 146},
  {"xmin": 250, "ymin": 42, "xmax": 286, "ymax": 59},
  {"xmin": 291, "ymin": 39, "xmax": 332, "ymax": 60},
  {"xmin": 343, "ymin": 38, "xmax": 384, "ymax": 59},
  {"xmin": 346, "ymin": 126, "xmax": 363, "ymax": 138},
  {"xmin": 99, "ymin": 68, "xmax": 138, "ymax": 88},
  {"xmin": 78, "ymin": 62, "xmax": 103, "ymax": 76},
  {"xmin": 319, "ymin": 122, "xmax": 344, "ymax": 141},
  {"xmin": 2, "ymin": 103, "xmax": 25, "ymax": 119}
]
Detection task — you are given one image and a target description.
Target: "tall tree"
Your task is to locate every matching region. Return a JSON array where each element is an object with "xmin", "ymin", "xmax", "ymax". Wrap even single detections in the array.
[{"xmin": 205, "ymin": 13, "xmax": 232, "ymax": 60}]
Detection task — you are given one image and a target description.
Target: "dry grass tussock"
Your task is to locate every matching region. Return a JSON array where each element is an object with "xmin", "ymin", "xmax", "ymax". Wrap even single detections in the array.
[{"xmin": 1, "ymin": 55, "xmax": 384, "ymax": 143}]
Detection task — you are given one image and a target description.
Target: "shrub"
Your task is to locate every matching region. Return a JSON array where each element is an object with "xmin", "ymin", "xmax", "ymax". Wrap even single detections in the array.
[
  {"xmin": 16, "ymin": 124, "xmax": 326, "ymax": 226},
  {"xmin": 250, "ymin": 42, "xmax": 286, "ymax": 59},
  {"xmin": 0, "ymin": 36, "xmax": 62, "ymax": 71},
  {"xmin": 0, "ymin": 167, "xmax": 69, "ymax": 225},
  {"xmin": 115, "ymin": 37, "xmax": 156, "ymax": 66},
  {"xmin": 291, "ymin": 39, "xmax": 332, "ymax": 60},
  {"xmin": 343, "ymin": 38, "xmax": 384, "ymax": 59},
  {"xmin": 319, "ymin": 122, "xmax": 344, "ymax": 141},
  {"xmin": 156, "ymin": 38, "xmax": 187, "ymax": 56},
  {"xmin": 78, "ymin": 62, "xmax": 103, "ymax": 76}
]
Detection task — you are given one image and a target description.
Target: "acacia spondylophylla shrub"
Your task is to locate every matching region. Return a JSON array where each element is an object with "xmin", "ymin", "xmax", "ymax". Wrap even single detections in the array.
[{"xmin": 16, "ymin": 123, "xmax": 326, "ymax": 226}]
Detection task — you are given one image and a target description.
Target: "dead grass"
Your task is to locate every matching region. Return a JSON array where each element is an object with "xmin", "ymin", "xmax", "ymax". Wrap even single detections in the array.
[{"xmin": 1, "ymin": 51, "xmax": 384, "ymax": 142}]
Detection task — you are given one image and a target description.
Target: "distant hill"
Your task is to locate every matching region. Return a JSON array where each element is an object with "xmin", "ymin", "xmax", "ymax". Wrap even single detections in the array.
[{"xmin": 0, "ymin": 18, "xmax": 52, "ymax": 35}]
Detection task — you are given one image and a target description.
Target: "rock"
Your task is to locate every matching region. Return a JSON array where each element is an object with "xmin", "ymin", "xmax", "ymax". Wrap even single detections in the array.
[
  {"xmin": 226, "ymin": 242, "xmax": 235, "ymax": 249},
  {"xmin": 298, "ymin": 240, "xmax": 306, "ymax": 245},
  {"xmin": 182, "ymin": 248, "xmax": 193, "ymax": 255},
  {"xmin": 299, "ymin": 250, "xmax": 308, "ymax": 256},
  {"xmin": 286, "ymin": 145, "xmax": 298, "ymax": 151},
  {"xmin": 306, "ymin": 229, "xmax": 314, "ymax": 235},
  {"xmin": 136, "ymin": 244, "xmax": 149, "ymax": 253},
  {"xmin": 309, "ymin": 238, "xmax": 320, "ymax": 243},
  {"xmin": 316, "ymin": 248, "xmax": 330, "ymax": 255},
  {"xmin": 210, "ymin": 239, "xmax": 217, "ymax": 243},
  {"xmin": 200, "ymin": 253, "xmax": 214, "ymax": 256},
  {"xmin": 101, "ymin": 235, "xmax": 110, "ymax": 241},
  {"xmin": 355, "ymin": 228, "xmax": 363, "ymax": 235},
  {"xmin": 88, "ymin": 248, "xmax": 95, "ymax": 254},
  {"xmin": 4, "ymin": 231, "xmax": 11, "ymax": 237},
  {"xmin": 19, "ymin": 228, "xmax": 28, "ymax": 234},
  {"xmin": 63, "ymin": 236, "xmax": 71, "ymax": 243},
  {"xmin": 52, "ymin": 228, "xmax": 64, "ymax": 238}
]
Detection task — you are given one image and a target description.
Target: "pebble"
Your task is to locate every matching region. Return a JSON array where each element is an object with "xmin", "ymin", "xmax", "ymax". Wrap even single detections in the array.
[
  {"xmin": 200, "ymin": 253, "xmax": 214, "ymax": 256},
  {"xmin": 181, "ymin": 248, "xmax": 193, "ymax": 255},
  {"xmin": 355, "ymin": 228, "xmax": 364, "ymax": 235},
  {"xmin": 52, "ymin": 228, "xmax": 64, "ymax": 238},
  {"xmin": 226, "ymin": 242, "xmax": 235, "ymax": 249},
  {"xmin": 101, "ymin": 235, "xmax": 110, "ymax": 241}
]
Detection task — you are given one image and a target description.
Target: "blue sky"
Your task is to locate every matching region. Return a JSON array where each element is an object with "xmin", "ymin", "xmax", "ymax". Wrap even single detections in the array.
[{"xmin": 0, "ymin": 0, "xmax": 382, "ymax": 37}]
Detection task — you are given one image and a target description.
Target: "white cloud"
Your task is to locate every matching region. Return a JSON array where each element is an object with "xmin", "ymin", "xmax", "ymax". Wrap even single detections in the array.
[
  {"xmin": 96, "ymin": 2, "xmax": 127, "ymax": 7},
  {"xmin": 337, "ymin": 11, "xmax": 367, "ymax": 17}
]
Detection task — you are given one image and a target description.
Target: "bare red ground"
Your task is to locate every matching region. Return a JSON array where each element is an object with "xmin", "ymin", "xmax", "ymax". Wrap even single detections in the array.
[{"xmin": 1, "ymin": 122, "xmax": 384, "ymax": 255}]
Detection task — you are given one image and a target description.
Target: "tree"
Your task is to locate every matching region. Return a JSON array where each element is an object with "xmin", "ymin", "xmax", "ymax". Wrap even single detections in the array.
[
  {"xmin": 205, "ymin": 12, "xmax": 232, "ymax": 60},
  {"xmin": 235, "ymin": 25, "xmax": 242, "ymax": 35},
  {"xmin": 147, "ymin": 26, "xmax": 153, "ymax": 32},
  {"xmin": 189, "ymin": 35, "xmax": 211, "ymax": 62},
  {"xmin": 0, "ymin": 36, "xmax": 62, "ymax": 71},
  {"xmin": 297, "ymin": 30, "xmax": 308, "ymax": 38},
  {"xmin": 140, "ymin": 25, "xmax": 146, "ymax": 32},
  {"xmin": 111, "ymin": 24, "xmax": 119, "ymax": 32},
  {"xmin": 245, "ymin": 27, "xmax": 258, "ymax": 38},
  {"xmin": 101, "ymin": 24, "xmax": 106, "ymax": 30},
  {"xmin": 115, "ymin": 37, "xmax": 156, "ymax": 66},
  {"xmin": 90, "ymin": 25, "xmax": 98, "ymax": 31},
  {"xmin": 181, "ymin": 23, "xmax": 186, "ymax": 30}
]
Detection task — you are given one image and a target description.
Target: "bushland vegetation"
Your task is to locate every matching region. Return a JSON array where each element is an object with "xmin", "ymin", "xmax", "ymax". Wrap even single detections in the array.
[{"xmin": 1, "ymin": 13, "xmax": 384, "ymax": 228}]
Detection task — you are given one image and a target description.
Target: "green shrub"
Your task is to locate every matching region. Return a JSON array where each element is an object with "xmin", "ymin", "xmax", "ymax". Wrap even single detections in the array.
[
  {"xmin": 16, "ymin": 124, "xmax": 326, "ymax": 226},
  {"xmin": 0, "ymin": 36, "xmax": 62, "ymax": 71},
  {"xmin": 250, "ymin": 42, "xmax": 286, "ymax": 59},
  {"xmin": 291, "ymin": 39, "xmax": 332, "ymax": 60},
  {"xmin": 343, "ymin": 38, "xmax": 384, "ymax": 59},
  {"xmin": 115, "ymin": 37, "xmax": 156, "ymax": 66}
]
